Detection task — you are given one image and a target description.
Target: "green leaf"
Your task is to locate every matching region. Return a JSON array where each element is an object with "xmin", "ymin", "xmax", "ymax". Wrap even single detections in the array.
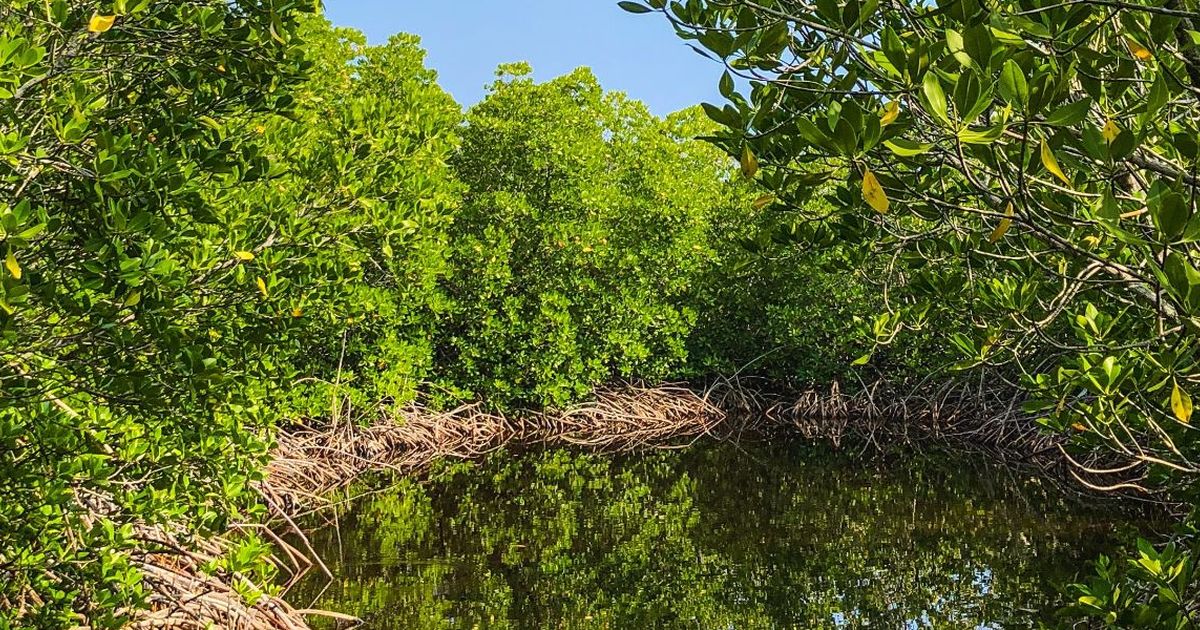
[
  {"xmin": 921, "ymin": 72, "xmax": 950, "ymax": 125},
  {"xmin": 1152, "ymin": 192, "xmax": 1189, "ymax": 241},
  {"xmin": 999, "ymin": 60, "xmax": 1028, "ymax": 108},
  {"xmin": 701, "ymin": 102, "xmax": 739, "ymax": 128},
  {"xmin": 719, "ymin": 71, "xmax": 735, "ymax": 99},
  {"xmin": 883, "ymin": 137, "xmax": 934, "ymax": 156},
  {"xmin": 617, "ymin": 1, "xmax": 653, "ymax": 13},
  {"xmin": 795, "ymin": 118, "xmax": 832, "ymax": 149},
  {"xmin": 1044, "ymin": 98, "xmax": 1093, "ymax": 126},
  {"xmin": 957, "ymin": 125, "xmax": 1005, "ymax": 144},
  {"xmin": 1163, "ymin": 251, "xmax": 1199, "ymax": 304},
  {"xmin": 946, "ymin": 29, "xmax": 975, "ymax": 69}
]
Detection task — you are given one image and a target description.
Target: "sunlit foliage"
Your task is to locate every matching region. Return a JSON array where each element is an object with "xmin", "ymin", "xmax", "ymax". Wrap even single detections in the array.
[
  {"xmin": 436, "ymin": 66, "xmax": 750, "ymax": 407},
  {"xmin": 0, "ymin": 1, "xmax": 316, "ymax": 625}
]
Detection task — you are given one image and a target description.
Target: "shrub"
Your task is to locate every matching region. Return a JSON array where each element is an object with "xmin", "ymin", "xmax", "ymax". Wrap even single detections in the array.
[{"xmin": 228, "ymin": 19, "xmax": 463, "ymax": 417}]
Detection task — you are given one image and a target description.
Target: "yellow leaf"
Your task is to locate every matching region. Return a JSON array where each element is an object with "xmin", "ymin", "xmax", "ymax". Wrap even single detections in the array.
[
  {"xmin": 1126, "ymin": 38, "xmax": 1152, "ymax": 61},
  {"xmin": 291, "ymin": 307, "xmax": 303, "ymax": 318},
  {"xmin": 752, "ymin": 194, "xmax": 776, "ymax": 210},
  {"xmin": 740, "ymin": 145, "xmax": 759, "ymax": 180},
  {"xmin": 1071, "ymin": 422, "xmax": 1087, "ymax": 432},
  {"xmin": 1040, "ymin": 138, "xmax": 1072, "ymax": 187},
  {"xmin": 234, "ymin": 250, "xmax": 255, "ymax": 262},
  {"xmin": 861, "ymin": 170, "xmax": 890, "ymax": 214},
  {"xmin": 989, "ymin": 203, "xmax": 1014, "ymax": 243},
  {"xmin": 256, "ymin": 276, "xmax": 269, "ymax": 298},
  {"xmin": 88, "ymin": 14, "xmax": 116, "ymax": 33},
  {"xmin": 1172, "ymin": 381, "xmax": 1193, "ymax": 424},
  {"xmin": 880, "ymin": 101, "xmax": 900, "ymax": 126},
  {"xmin": 5, "ymin": 252, "xmax": 21, "ymax": 280},
  {"xmin": 1101, "ymin": 118, "xmax": 1121, "ymax": 143}
]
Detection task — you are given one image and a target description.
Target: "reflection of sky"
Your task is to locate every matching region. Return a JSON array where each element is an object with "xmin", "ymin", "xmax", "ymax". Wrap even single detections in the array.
[{"xmin": 823, "ymin": 565, "xmax": 998, "ymax": 629}]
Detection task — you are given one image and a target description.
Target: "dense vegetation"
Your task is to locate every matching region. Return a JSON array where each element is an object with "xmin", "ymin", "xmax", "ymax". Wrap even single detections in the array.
[
  {"xmin": 0, "ymin": 5, "xmax": 878, "ymax": 627},
  {"xmin": 3, "ymin": 0, "xmax": 1193, "ymax": 625},
  {"xmin": 0, "ymin": 2, "xmax": 319, "ymax": 626},
  {"xmin": 621, "ymin": 0, "xmax": 1200, "ymax": 624}
]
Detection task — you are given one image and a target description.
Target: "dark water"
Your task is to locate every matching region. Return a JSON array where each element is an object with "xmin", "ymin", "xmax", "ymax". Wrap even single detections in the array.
[{"xmin": 288, "ymin": 441, "xmax": 1143, "ymax": 629}]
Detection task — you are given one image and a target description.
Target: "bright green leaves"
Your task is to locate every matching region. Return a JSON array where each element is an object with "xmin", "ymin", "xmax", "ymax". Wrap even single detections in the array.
[
  {"xmin": 1044, "ymin": 98, "xmax": 1093, "ymax": 126},
  {"xmin": 945, "ymin": 29, "xmax": 973, "ymax": 69},
  {"xmin": 921, "ymin": 72, "xmax": 950, "ymax": 126},
  {"xmin": 998, "ymin": 60, "xmax": 1028, "ymax": 109},
  {"xmin": 884, "ymin": 138, "xmax": 932, "ymax": 156},
  {"xmin": 635, "ymin": 2, "xmax": 1200, "ymax": 622},
  {"xmin": 956, "ymin": 126, "xmax": 1004, "ymax": 145},
  {"xmin": 1070, "ymin": 541, "xmax": 1198, "ymax": 626},
  {"xmin": 442, "ymin": 66, "xmax": 740, "ymax": 408},
  {"xmin": 0, "ymin": 1, "xmax": 320, "ymax": 624},
  {"xmin": 0, "ymin": 36, "xmax": 48, "ymax": 99}
]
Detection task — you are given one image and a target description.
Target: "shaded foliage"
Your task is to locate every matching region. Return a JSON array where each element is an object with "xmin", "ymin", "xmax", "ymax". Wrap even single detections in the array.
[{"xmin": 623, "ymin": 0, "xmax": 1200, "ymax": 622}]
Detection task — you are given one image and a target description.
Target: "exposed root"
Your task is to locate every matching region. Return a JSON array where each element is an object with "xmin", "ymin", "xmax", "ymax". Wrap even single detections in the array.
[
  {"xmin": 114, "ymin": 376, "xmax": 1107, "ymax": 630},
  {"xmin": 262, "ymin": 377, "xmax": 1060, "ymax": 512},
  {"xmin": 128, "ymin": 529, "xmax": 312, "ymax": 630}
]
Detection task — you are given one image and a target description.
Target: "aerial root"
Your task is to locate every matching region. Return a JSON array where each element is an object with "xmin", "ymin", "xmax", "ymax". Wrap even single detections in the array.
[
  {"xmin": 261, "ymin": 376, "xmax": 1057, "ymax": 512},
  {"xmin": 119, "ymin": 376, "xmax": 1110, "ymax": 630}
]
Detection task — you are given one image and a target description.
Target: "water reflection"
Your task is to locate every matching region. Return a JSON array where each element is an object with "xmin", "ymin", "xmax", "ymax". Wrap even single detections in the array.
[{"xmin": 289, "ymin": 441, "xmax": 1141, "ymax": 628}]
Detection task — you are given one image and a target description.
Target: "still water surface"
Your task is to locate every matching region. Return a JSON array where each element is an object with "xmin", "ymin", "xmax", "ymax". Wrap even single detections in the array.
[{"xmin": 290, "ymin": 441, "xmax": 1142, "ymax": 628}]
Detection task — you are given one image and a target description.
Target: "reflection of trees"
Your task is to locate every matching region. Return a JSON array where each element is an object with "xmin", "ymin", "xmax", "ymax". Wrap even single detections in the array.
[{"xmin": 292, "ymin": 445, "xmax": 1134, "ymax": 629}]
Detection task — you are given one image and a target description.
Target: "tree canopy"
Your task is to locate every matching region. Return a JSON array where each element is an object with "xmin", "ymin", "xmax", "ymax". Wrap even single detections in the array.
[
  {"xmin": 0, "ymin": 2, "xmax": 317, "ymax": 625},
  {"xmin": 625, "ymin": 0, "xmax": 1200, "ymax": 622}
]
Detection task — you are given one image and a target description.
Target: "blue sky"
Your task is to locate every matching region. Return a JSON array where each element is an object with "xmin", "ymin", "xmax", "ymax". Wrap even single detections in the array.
[{"xmin": 323, "ymin": 1, "xmax": 723, "ymax": 115}]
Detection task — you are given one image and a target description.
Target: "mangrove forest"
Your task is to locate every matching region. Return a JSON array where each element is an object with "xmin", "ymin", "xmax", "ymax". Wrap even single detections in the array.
[{"xmin": 3, "ymin": 0, "xmax": 1200, "ymax": 627}]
